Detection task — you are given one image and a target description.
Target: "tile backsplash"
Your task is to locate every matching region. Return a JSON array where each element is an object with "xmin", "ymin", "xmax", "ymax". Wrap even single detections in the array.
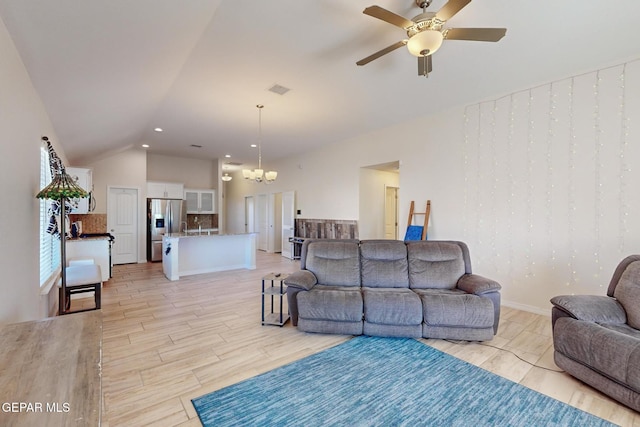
[
  {"xmin": 186, "ymin": 214, "xmax": 218, "ymax": 229},
  {"xmin": 69, "ymin": 214, "xmax": 107, "ymax": 234}
]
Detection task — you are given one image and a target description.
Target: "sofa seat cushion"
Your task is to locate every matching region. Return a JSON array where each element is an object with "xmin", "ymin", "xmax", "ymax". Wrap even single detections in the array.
[
  {"xmin": 415, "ymin": 290, "xmax": 494, "ymax": 329},
  {"xmin": 554, "ymin": 317, "xmax": 640, "ymax": 393},
  {"xmin": 362, "ymin": 288, "xmax": 422, "ymax": 326},
  {"xmin": 297, "ymin": 287, "xmax": 363, "ymax": 322}
]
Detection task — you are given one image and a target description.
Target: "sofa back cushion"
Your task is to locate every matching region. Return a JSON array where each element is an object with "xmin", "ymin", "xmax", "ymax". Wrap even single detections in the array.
[
  {"xmin": 613, "ymin": 259, "xmax": 640, "ymax": 329},
  {"xmin": 407, "ymin": 241, "xmax": 465, "ymax": 289},
  {"xmin": 305, "ymin": 240, "xmax": 361, "ymax": 287},
  {"xmin": 360, "ymin": 240, "xmax": 409, "ymax": 288}
]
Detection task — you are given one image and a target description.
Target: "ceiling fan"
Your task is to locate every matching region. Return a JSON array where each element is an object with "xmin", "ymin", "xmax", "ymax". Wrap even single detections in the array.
[{"xmin": 356, "ymin": 0, "xmax": 506, "ymax": 77}]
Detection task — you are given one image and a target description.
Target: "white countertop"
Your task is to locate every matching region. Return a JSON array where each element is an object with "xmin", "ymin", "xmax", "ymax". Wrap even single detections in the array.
[
  {"xmin": 164, "ymin": 231, "xmax": 255, "ymax": 238},
  {"xmin": 67, "ymin": 236, "xmax": 111, "ymax": 242}
]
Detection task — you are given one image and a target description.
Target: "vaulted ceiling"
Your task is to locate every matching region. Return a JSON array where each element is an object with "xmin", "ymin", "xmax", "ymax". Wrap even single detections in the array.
[{"xmin": 2, "ymin": 0, "xmax": 640, "ymax": 168}]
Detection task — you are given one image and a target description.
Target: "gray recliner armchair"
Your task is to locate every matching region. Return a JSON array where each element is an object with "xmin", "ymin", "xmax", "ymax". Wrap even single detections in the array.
[{"xmin": 550, "ymin": 255, "xmax": 640, "ymax": 412}]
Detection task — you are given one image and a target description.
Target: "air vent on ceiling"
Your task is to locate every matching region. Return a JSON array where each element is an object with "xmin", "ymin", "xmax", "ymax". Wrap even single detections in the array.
[
  {"xmin": 190, "ymin": 144, "xmax": 202, "ymax": 148},
  {"xmin": 224, "ymin": 161, "xmax": 243, "ymax": 166},
  {"xmin": 268, "ymin": 84, "xmax": 291, "ymax": 95}
]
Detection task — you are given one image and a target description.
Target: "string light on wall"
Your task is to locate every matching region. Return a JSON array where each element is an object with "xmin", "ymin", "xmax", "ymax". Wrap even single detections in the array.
[
  {"xmin": 545, "ymin": 83, "xmax": 557, "ymax": 265},
  {"xmin": 506, "ymin": 94, "xmax": 515, "ymax": 277},
  {"xmin": 618, "ymin": 63, "xmax": 630, "ymax": 253},
  {"xmin": 593, "ymin": 71, "xmax": 603, "ymax": 282},
  {"xmin": 463, "ymin": 106, "xmax": 470, "ymax": 238},
  {"xmin": 524, "ymin": 89, "xmax": 535, "ymax": 278},
  {"xmin": 489, "ymin": 100, "xmax": 499, "ymax": 269},
  {"xmin": 567, "ymin": 77, "xmax": 578, "ymax": 288},
  {"xmin": 461, "ymin": 58, "xmax": 638, "ymax": 298},
  {"xmin": 475, "ymin": 105, "xmax": 484, "ymax": 268}
]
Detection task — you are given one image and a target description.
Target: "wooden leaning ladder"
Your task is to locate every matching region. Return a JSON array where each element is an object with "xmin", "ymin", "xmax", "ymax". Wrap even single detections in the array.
[{"xmin": 406, "ymin": 200, "xmax": 431, "ymax": 240}]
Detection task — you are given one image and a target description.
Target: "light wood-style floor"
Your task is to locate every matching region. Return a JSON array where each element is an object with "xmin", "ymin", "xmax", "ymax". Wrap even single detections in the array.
[{"xmin": 84, "ymin": 252, "xmax": 640, "ymax": 427}]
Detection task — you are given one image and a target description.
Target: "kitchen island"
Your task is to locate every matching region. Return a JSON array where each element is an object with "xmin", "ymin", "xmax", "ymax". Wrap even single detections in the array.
[{"xmin": 162, "ymin": 232, "xmax": 257, "ymax": 281}]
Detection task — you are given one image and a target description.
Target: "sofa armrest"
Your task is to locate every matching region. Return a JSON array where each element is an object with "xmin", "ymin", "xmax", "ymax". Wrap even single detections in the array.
[
  {"xmin": 550, "ymin": 295, "xmax": 627, "ymax": 324},
  {"xmin": 457, "ymin": 274, "xmax": 501, "ymax": 295},
  {"xmin": 284, "ymin": 270, "xmax": 317, "ymax": 291}
]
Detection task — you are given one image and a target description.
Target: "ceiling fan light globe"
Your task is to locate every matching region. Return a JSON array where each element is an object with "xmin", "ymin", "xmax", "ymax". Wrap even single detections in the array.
[{"xmin": 407, "ymin": 30, "xmax": 443, "ymax": 57}]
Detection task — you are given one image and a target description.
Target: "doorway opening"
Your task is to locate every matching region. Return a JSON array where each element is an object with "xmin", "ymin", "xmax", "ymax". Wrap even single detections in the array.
[{"xmin": 359, "ymin": 161, "xmax": 400, "ymax": 240}]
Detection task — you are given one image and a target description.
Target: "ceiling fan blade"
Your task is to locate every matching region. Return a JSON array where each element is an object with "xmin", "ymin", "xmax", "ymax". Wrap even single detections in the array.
[
  {"xmin": 356, "ymin": 40, "xmax": 407, "ymax": 66},
  {"xmin": 445, "ymin": 28, "xmax": 507, "ymax": 42},
  {"xmin": 435, "ymin": 0, "xmax": 472, "ymax": 21},
  {"xmin": 363, "ymin": 6, "xmax": 414, "ymax": 29},
  {"xmin": 417, "ymin": 55, "xmax": 433, "ymax": 76}
]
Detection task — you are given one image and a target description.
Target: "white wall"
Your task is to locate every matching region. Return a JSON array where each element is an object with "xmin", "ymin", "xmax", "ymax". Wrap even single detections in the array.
[
  {"xmin": 0, "ymin": 15, "xmax": 65, "ymax": 323},
  {"xmin": 147, "ymin": 153, "xmax": 218, "ymax": 189},
  {"xmin": 225, "ymin": 58, "xmax": 640, "ymax": 314},
  {"xmin": 87, "ymin": 148, "xmax": 147, "ymax": 262}
]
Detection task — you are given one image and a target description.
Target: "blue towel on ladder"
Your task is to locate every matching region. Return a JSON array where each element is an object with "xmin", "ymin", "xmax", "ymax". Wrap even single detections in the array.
[{"xmin": 404, "ymin": 225, "xmax": 424, "ymax": 241}]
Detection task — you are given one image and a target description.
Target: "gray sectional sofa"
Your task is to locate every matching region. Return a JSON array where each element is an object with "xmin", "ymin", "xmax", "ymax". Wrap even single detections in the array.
[
  {"xmin": 550, "ymin": 255, "xmax": 640, "ymax": 412},
  {"xmin": 284, "ymin": 239, "xmax": 501, "ymax": 341}
]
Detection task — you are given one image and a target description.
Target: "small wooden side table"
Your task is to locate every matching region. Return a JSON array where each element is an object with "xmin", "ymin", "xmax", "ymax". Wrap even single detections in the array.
[{"xmin": 262, "ymin": 273, "xmax": 289, "ymax": 326}]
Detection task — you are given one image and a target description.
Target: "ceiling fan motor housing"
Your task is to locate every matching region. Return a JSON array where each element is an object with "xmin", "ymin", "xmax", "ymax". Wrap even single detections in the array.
[{"xmin": 407, "ymin": 12, "xmax": 444, "ymax": 37}]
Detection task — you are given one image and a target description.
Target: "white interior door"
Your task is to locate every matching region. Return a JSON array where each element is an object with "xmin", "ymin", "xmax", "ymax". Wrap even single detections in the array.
[
  {"xmin": 384, "ymin": 186, "xmax": 399, "ymax": 240},
  {"xmin": 108, "ymin": 187, "xmax": 138, "ymax": 264},
  {"xmin": 281, "ymin": 191, "xmax": 295, "ymax": 259},
  {"xmin": 245, "ymin": 196, "xmax": 255, "ymax": 233},
  {"xmin": 256, "ymin": 194, "xmax": 268, "ymax": 251},
  {"xmin": 268, "ymin": 193, "xmax": 282, "ymax": 253}
]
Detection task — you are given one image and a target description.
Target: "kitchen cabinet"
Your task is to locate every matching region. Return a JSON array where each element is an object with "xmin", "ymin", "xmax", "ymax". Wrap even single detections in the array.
[
  {"xmin": 147, "ymin": 181, "xmax": 184, "ymax": 199},
  {"xmin": 67, "ymin": 167, "xmax": 93, "ymax": 214},
  {"xmin": 184, "ymin": 189, "xmax": 216, "ymax": 214}
]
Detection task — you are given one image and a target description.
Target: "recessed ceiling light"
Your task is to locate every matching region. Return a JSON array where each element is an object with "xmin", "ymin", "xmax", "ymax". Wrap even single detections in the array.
[
  {"xmin": 250, "ymin": 144, "xmax": 257, "ymax": 148},
  {"xmin": 154, "ymin": 127, "xmax": 163, "ymax": 132},
  {"xmin": 225, "ymin": 154, "xmax": 231, "ymax": 158},
  {"xmin": 142, "ymin": 144, "xmax": 150, "ymax": 148}
]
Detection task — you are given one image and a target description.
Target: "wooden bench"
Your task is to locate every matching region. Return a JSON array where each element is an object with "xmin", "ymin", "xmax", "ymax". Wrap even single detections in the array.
[{"xmin": 59, "ymin": 264, "xmax": 102, "ymax": 315}]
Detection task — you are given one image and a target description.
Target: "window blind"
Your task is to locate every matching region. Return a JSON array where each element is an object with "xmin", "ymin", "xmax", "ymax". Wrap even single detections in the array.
[{"xmin": 40, "ymin": 146, "xmax": 60, "ymax": 285}]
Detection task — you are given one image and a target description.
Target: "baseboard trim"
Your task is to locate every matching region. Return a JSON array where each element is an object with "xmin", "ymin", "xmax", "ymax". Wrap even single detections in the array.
[{"xmin": 501, "ymin": 299, "xmax": 551, "ymax": 317}]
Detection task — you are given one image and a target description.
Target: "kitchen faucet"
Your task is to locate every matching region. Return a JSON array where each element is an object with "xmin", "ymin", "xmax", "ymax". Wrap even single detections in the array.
[{"xmin": 181, "ymin": 221, "xmax": 188, "ymax": 233}]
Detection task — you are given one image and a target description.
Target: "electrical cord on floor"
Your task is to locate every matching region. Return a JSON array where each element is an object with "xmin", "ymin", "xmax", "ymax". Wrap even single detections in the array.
[{"xmin": 443, "ymin": 339, "xmax": 565, "ymax": 373}]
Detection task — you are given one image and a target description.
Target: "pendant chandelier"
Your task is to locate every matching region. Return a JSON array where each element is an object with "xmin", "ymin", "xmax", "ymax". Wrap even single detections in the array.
[{"xmin": 242, "ymin": 104, "xmax": 277, "ymax": 183}]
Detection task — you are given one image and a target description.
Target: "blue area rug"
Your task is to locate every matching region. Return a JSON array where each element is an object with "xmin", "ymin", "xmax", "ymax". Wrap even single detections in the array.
[{"xmin": 192, "ymin": 336, "xmax": 615, "ymax": 427}]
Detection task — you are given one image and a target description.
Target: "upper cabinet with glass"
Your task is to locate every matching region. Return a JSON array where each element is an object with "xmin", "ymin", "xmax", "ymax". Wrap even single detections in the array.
[{"xmin": 184, "ymin": 189, "xmax": 216, "ymax": 214}]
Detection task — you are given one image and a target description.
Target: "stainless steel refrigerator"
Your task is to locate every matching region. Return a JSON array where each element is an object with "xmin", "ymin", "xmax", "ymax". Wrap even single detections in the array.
[{"xmin": 147, "ymin": 198, "xmax": 183, "ymax": 262}]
